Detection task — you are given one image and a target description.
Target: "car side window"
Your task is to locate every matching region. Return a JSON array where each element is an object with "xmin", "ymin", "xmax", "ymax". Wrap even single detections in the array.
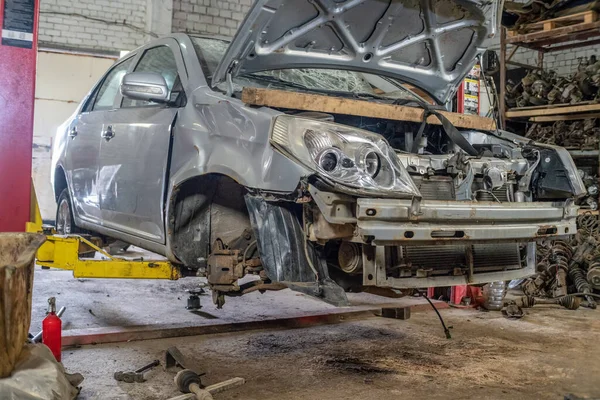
[
  {"xmin": 90, "ymin": 57, "xmax": 134, "ymax": 112},
  {"xmin": 121, "ymin": 46, "xmax": 182, "ymax": 108}
]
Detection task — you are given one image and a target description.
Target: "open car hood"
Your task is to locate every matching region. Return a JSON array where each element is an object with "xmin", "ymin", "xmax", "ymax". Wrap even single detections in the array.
[{"xmin": 212, "ymin": 0, "xmax": 500, "ymax": 104}]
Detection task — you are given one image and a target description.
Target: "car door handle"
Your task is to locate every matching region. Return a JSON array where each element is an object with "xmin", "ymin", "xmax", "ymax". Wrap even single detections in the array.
[
  {"xmin": 68, "ymin": 127, "xmax": 78, "ymax": 138},
  {"xmin": 102, "ymin": 125, "xmax": 115, "ymax": 141}
]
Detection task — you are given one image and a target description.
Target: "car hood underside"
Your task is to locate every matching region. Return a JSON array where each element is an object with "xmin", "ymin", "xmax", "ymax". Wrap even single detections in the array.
[{"xmin": 212, "ymin": 0, "xmax": 500, "ymax": 104}]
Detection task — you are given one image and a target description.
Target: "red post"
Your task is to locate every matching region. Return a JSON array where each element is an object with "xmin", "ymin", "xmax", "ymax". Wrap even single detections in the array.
[{"xmin": 0, "ymin": 0, "xmax": 39, "ymax": 231}]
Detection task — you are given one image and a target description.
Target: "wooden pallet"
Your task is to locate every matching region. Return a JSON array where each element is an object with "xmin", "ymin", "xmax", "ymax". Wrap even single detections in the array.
[{"xmin": 508, "ymin": 11, "xmax": 598, "ymax": 36}]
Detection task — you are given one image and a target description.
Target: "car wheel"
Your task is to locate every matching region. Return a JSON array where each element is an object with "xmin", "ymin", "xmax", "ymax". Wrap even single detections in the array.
[{"xmin": 56, "ymin": 188, "xmax": 81, "ymax": 235}]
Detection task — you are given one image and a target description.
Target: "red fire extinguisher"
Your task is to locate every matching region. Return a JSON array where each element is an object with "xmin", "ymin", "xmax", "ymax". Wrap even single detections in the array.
[{"xmin": 42, "ymin": 297, "xmax": 62, "ymax": 362}]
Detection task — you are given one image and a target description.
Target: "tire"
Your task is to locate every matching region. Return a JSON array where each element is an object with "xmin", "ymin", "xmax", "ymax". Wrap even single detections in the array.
[{"xmin": 55, "ymin": 188, "xmax": 82, "ymax": 235}]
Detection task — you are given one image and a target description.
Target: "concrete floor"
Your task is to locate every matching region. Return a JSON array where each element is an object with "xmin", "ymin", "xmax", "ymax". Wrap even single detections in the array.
[{"xmin": 30, "ymin": 259, "xmax": 600, "ymax": 400}]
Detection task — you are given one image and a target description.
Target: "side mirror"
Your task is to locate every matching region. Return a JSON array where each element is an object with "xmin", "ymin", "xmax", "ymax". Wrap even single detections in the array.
[{"xmin": 120, "ymin": 72, "xmax": 169, "ymax": 103}]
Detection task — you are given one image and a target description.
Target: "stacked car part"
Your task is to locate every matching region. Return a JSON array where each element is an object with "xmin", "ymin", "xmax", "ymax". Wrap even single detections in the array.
[
  {"xmin": 522, "ymin": 213, "xmax": 600, "ymax": 308},
  {"xmin": 505, "ymin": 57, "xmax": 600, "ymax": 108}
]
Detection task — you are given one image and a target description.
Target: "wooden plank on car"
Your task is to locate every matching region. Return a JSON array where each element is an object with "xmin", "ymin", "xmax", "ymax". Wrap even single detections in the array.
[{"xmin": 241, "ymin": 87, "xmax": 497, "ymax": 131}]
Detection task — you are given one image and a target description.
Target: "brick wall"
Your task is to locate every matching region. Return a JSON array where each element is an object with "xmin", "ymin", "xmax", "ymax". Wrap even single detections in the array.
[
  {"xmin": 510, "ymin": 44, "xmax": 598, "ymax": 76},
  {"xmin": 39, "ymin": 0, "xmax": 151, "ymax": 53},
  {"xmin": 172, "ymin": 0, "xmax": 250, "ymax": 38}
]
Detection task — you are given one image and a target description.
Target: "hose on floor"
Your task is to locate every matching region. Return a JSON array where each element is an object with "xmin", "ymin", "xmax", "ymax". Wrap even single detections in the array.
[{"xmin": 415, "ymin": 289, "xmax": 452, "ymax": 339}]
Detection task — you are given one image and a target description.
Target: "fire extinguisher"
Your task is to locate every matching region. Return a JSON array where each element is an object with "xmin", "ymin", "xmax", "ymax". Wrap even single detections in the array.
[{"xmin": 42, "ymin": 297, "xmax": 62, "ymax": 362}]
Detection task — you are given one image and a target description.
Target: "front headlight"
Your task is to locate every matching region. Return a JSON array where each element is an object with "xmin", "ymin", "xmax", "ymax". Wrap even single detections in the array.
[{"xmin": 271, "ymin": 115, "xmax": 420, "ymax": 196}]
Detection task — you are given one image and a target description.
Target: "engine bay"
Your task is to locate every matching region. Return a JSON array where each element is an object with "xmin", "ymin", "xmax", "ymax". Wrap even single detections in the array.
[{"xmin": 291, "ymin": 111, "xmax": 582, "ymax": 203}]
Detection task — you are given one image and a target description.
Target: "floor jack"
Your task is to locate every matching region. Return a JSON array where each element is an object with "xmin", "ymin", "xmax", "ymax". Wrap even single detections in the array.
[{"xmin": 26, "ymin": 184, "xmax": 182, "ymax": 281}]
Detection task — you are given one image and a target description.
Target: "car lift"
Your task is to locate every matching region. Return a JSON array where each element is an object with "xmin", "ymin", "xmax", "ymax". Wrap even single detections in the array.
[{"xmin": 26, "ymin": 183, "xmax": 182, "ymax": 281}]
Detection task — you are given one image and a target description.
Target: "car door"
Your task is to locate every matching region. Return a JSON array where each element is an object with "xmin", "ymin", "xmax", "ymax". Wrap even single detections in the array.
[
  {"xmin": 65, "ymin": 56, "xmax": 135, "ymax": 225},
  {"xmin": 97, "ymin": 38, "xmax": 186, "ymax": 243}
]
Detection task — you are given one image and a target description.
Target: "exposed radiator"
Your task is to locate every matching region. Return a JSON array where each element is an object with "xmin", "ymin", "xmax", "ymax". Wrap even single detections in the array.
[
  {"xmin": 472, "ymin": 243, "xmax": 521, "ymax": 270},
  {"xmin": 400, "ymin": 243, "xmax": 522, "ymax": 274},
  {"xmin": 475, "ymin": 186, "xmax": 510, "ymax": 202},
  {"xmin": 411, "ymin": 176, "xmax": 455, "ymax": 200}
]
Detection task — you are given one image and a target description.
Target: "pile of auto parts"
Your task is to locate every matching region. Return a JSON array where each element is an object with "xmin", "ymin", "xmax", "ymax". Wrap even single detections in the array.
[
  {"xmin": 521, "ymin": 213, "xmax": 600, "ymax": 308},
  {"xmin": 502, "ymin": 0, "xmax": 600, "ymax": 33},
  {"xmin": 577, "ymin": 170, "xmax": 600, "ymax": 210},
  {"xmin": 505, "ymin": 56, "xmax": 600, "ymax": 107},
  {"xmin": 525, "ymin": 119, "xmax": 599, "ymax": 149}
]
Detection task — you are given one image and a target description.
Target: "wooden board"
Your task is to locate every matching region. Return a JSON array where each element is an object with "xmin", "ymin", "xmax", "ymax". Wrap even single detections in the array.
[
  {"xmin": 508, "ymin": 100, "xmax": 595, "ymax": 112},
  {"xmin": 507, "ymin": 20, "xmax": 600, "ymax": 45},
  {"xmin": 242, "ymin": 87, "xmax": 497, "ymax": 131},
  {"xmin": 529, "ymin": 11, "xmax": 596, "ymax": 32},
  {"xmin": 507, "ymin": 11, "xmax": 598, "ymax": 37},
  {"xmin": 506, "ymin": 103, "xmax": 600, "ymax": 118},
  {"xmin": 531, "ymin": 112, "xmax": 600, "ymax": 122}
]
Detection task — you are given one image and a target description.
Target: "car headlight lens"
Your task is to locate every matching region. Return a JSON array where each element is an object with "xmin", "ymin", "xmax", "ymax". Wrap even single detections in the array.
[{"xmin": 270, "ymin": 115, "xmax": 420, "ymax": 196}]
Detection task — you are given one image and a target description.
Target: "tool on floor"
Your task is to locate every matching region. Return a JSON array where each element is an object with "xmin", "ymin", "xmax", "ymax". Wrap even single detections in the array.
[
  {"xmin": 114, "ymin": 359, "xmax": 160, "ymax": 383},
  {"xmin": 186, "ymin": 288, "xmax": 205, "ymax": 310},
  {"xmin": 30, "ymin": 306, "xmax": 66, "ymax": 343},
  {"xmin": 166, "ymin": 369, "xmax": 245, "ymax": 400},
  {"xmin": 165, "ymin": 346, "xmax": 196, "ymax": 371},
  {"xmin": 42, "ymin": 297, "xmax": 62, "ymax": 362}
]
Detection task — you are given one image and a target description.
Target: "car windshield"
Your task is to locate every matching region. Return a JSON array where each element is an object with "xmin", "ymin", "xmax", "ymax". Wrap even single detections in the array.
[{"xmin": 190, "ymin": 36, "xmax": 426, "ymax": 103}]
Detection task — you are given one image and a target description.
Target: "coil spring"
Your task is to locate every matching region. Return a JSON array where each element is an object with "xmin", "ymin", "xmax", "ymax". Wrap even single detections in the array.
[
  {"xmin": 551, "ymin": 241, "xmax": 572, "ymax": 271},
  {"xmin": 569, "ymin": 265, "xmax": 591, "ymax": 293},
  {"xmin": 588, "ymin": 257, "xmax": 600, "ymax": 271},
  {"xmin": 577, "ymin": 214, "xmax": 600, "ymax": 238}
]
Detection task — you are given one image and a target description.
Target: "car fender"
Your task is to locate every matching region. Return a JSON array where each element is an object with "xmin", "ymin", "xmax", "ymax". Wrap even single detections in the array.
[{"xmin": 168, "ymin": 87, "xmax": 309, "ymax": 191}]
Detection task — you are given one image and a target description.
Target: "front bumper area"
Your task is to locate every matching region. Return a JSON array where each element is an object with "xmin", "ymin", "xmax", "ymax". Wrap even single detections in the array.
[
  {"xmin": 361, "ymin": 242, "xmax": 537, "ymax": 288},
  {"xmin": 356, "ymin": 198, "xmax": 578, "ymax": 245}
]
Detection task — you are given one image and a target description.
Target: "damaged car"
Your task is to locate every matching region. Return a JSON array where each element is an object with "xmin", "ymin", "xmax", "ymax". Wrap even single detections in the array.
[{"xmin": 51, "ymin": 0, "xmax": 585, "ymax": 307}]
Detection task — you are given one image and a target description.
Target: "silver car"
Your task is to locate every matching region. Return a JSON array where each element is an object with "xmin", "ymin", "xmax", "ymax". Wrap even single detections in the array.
[{"xmin": 51, "ymin": 0, "xmax": 585, "ymax": 307}]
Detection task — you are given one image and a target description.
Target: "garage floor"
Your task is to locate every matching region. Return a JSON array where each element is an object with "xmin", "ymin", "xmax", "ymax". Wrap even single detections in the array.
[{"xmin": 31, "ymin": 263, "xmax": 600, "ymax": 400}]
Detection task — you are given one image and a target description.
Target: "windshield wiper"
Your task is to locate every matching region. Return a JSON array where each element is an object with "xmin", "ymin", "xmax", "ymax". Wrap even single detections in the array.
[{"xmin": 241, "ymin": 73, "xmax": 391, "ymax": 101}]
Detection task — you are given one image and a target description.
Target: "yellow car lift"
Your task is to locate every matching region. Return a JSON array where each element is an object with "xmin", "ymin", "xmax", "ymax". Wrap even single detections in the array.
[{"xmin": 26, "ymin": 182, "xmax": 181, "ymax": 280}]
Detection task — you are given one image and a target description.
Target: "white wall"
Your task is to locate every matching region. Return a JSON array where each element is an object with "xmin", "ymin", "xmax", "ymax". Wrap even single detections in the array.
[
  {"xmin": 172, "ymin": 0, "xmax": 250, "ymax": 37},
  {"xmin": 39, "ymin": 0, "xmax": 149, "ymax": 52},
  {"xmin": 33, "ymin": 50, "xmax": 116, "ymax": 220}
]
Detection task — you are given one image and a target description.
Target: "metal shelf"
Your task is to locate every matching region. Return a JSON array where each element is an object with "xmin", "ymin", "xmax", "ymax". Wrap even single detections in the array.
[{"xmin": 567, "ymin": 149, "xmax": 599, "ymax": 158}]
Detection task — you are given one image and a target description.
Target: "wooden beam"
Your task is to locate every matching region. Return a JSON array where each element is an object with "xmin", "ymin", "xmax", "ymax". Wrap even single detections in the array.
[
  {"xmin": 506, "ymin": 103, "xmax": 600, "ymax": 118},
  {"xmin": 499, "ymin": 27, "xmax": 507, "ymax": 130},
  {"xmin": 507, "ymin": 60, "xmax": 543, "ymax": 70},
  {"xmin": 544, "ymin": 37, "xmax": 600, "ymax": 53},
  {"xmin": 241, "ymin": 87, "xmax": 497, "ymax": 131},
  {"xmin": 506, "ymin": 45, "xmax": 519, "ymax": 62},
  {"xmin": 506, "ymin": 21, "xmax": 600, "ymax": 45},
  {"xmin": 531, "ymin": 112, "xmax": 600, "ymax": 122}
]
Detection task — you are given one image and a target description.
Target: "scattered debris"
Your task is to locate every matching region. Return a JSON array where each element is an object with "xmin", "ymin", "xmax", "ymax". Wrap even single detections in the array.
[{"xmin": 502, "ymin": 301, "xmax": 524, "ymax": 318}]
